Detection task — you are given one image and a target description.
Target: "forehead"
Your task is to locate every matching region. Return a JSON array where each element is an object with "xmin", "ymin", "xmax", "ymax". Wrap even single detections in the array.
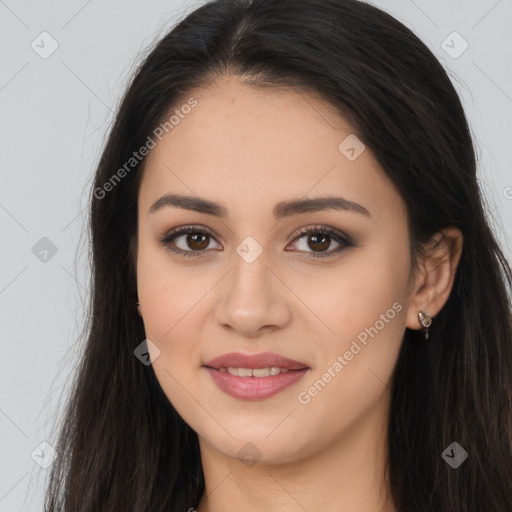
[{"xmin": 139, "ymin": 76, "xmax": 404, "ymax": 225}]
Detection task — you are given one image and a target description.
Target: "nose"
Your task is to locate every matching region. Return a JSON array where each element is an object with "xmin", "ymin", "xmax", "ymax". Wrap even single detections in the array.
[{"xmin": 214, "ymin": 252, "xmax": 292, "ymax": 339}]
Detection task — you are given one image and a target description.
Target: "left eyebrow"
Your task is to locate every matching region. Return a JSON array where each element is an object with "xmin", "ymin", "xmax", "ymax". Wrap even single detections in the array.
[
  {"xmin": 148, "ymin": 193, "xmax": 371, "ymax": 219},
  {"xmin": 273, "ymin": 196, "xmax": 371, "ymax": 219}
]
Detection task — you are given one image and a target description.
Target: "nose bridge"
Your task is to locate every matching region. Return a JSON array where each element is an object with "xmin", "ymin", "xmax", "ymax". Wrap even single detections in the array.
[{"xmin": 214, "ymin": 240, "xmax": 291, "ymax": 336}]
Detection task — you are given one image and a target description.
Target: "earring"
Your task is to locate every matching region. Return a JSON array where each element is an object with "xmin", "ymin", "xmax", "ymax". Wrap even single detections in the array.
[{"xmin": 418, "ymin": 311, "xmax": 432, "ymax": 340}]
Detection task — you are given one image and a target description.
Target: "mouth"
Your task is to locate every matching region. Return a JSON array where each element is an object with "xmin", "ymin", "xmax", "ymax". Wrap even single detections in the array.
[
  {"xmin": 211, "ymin": 366, "xmax": 294, "ymax": 376},
  {"xmin": 202, "ymin": 351, "xmax": 310, "ymax": 400}
]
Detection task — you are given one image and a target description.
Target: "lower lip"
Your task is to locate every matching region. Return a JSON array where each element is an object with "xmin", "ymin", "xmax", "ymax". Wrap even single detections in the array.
[{"xmin": 204, "ymin": 367, "xmax": 309, "ymax": 400}]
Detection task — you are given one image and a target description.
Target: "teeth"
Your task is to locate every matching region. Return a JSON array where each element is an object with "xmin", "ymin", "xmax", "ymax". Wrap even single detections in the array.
[
  {"xmin": 223, "ymin": 367, "xmax": 290, "ymax": 377},
  {"xmin": 238, "ymin": 368, "xmax": 253, "ymax": 377},
  {"xmin": 253, "ymin": 367, "xmax": 270, "ymax": 377}
]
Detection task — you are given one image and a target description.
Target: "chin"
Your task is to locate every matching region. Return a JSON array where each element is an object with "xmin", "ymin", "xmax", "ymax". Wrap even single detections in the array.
[{"xmin": 199, "ymin": 429, "xmax": 313, "ymax": 467}]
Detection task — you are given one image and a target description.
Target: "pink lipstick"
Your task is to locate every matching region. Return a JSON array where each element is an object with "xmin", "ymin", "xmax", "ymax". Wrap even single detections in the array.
[{"xmin": 203, "ymin": 351, "xmax": 310, "ymax": 400}]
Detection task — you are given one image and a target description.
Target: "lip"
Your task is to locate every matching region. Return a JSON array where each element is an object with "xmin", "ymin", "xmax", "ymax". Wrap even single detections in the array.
[
  {"xmin": 203, "ymin": 351, "xmax": 310, "ymax": 400},
  {"xmin": 203, "ymin": 351, "xmax": 309, "ymax": 371},
  {"xmin": 204, "ymin": 367, "xmax": 310, "ymax": 400}
]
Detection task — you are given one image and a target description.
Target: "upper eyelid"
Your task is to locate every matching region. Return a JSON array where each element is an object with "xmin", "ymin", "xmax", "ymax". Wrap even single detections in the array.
[
  {"xmin": 161, "ymin": 224, "xmax": 351, "ymax": 247},
  {"xmin": 159, "ymin": 224, "xmax": 353, "ymax": 260}
]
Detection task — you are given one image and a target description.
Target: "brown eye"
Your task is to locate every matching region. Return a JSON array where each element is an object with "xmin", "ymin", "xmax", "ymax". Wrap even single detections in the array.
[
  {"xmin": 159, "ymin": 224, "xmax": 353, "ymax": 259},
  {"xmin": 186, "ymin": 233, "xmax": 210, "ymax": 251},
  {"xmin": 307, "ymin": 233, "xmax": 332, "ymax": 252},
  {"xmin": 288, "ymin": 225, "xmax": 353, "ymax": 258},
  {"xmin": 159, "ymin": 226, "xmax": 220, "ymax": 257}
]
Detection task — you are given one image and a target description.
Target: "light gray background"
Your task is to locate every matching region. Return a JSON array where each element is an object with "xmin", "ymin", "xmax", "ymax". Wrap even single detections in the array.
[{"xmin": 1, "ymin": 0, "xmax": 511, "ymax": 510}]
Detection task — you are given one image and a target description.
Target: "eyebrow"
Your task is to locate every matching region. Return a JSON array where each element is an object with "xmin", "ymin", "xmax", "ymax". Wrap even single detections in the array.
[{"xmin": 148, "ymin": 193, "xmax": 371, "ymax": 219}]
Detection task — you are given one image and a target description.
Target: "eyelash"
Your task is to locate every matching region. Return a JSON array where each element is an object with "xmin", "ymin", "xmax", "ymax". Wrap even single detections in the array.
[{"xmin": 158, "ymin": 224, "xmax": 354, "ymax": 259}]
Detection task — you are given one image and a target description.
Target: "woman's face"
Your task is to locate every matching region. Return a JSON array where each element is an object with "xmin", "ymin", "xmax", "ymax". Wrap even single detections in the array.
[{"xmin": 136, "ymin": 76, "xmax": 413, "ymax": 464}]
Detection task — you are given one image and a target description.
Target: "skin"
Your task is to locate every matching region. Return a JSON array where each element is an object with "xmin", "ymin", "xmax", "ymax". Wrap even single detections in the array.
[{"xmin": 135, "ymin": 76, "xmax": 463, "ymax": 512}]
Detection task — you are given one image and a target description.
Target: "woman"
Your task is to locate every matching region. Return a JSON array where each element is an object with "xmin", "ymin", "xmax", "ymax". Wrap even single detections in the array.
[{"xmin": 44, "ymin": 0, "xmax": 512, "ymax": 511}]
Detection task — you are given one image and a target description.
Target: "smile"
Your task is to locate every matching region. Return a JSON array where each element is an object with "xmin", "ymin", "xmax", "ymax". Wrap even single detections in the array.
[
  {"xmin": 202, "ymin": 351, "xmax": 311, "ymax": 400},
  {"xmin": 204, "ymin": 366, "xmax": 309, "ymax": 400}
]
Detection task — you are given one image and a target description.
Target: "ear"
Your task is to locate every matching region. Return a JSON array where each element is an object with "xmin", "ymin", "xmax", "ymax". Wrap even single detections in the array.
[{"xmin": 405, "ymin": 227, "xmax": 463, "ymax": 331}]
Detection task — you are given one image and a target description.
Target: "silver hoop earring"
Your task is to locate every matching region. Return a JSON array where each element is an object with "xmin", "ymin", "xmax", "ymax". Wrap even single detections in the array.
[{"xmin": 418, "ymin": 311, "xmax": 432, "ymax": 340}]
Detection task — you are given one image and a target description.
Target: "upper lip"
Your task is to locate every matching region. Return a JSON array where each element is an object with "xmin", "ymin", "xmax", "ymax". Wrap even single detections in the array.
[{"xmin": 203, "ymin": 351, "xmax": 309, "ymax": 370}]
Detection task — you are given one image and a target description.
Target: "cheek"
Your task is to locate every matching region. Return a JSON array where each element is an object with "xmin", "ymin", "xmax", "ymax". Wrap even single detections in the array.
[
  {"xmin": 313, "ymin": 241, "xmax": 409, "ymax": 342},
  {"xmin": 137, "ymin": 238, "xmax": 201, "ymax": 337},
  {"xmin": 297, "ymin": 239, "xmax": 409, "ymax": 419},
  {"xmin": 137, "ymin": 252, "xmax": 208, "ymax": 416},
  {"xmin": 136, "ymin": 244, "xmax": 198, "ymax": 377}
]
